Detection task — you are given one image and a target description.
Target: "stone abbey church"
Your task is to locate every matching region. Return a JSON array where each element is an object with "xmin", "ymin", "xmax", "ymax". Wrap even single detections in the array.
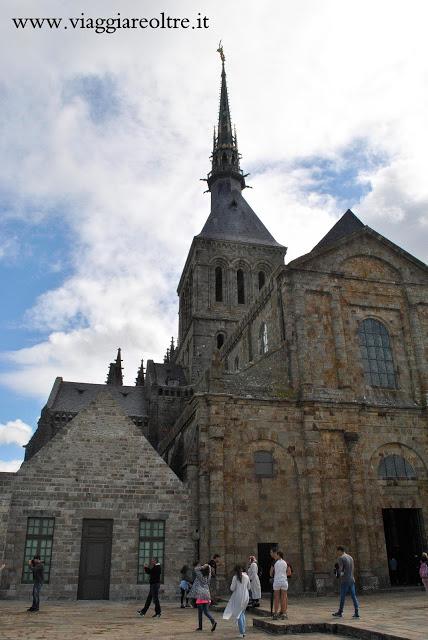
[{"xmin": 1, "ymin": 55, "xmax": 428, "ymax": 602}]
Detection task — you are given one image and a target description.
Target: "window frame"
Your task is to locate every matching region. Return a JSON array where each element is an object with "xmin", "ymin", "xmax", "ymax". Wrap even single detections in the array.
[
  {"xmin": 137, "ymin": 519, "xmax": 165, "ymax": 584},
  {"xmin": 215, "ymin": 266, "xmax": 223, "ymax": 303},
  {"xmin": 237, "ymin": 269, "xmax": 245, "ymax": 304},
  {"xmin": 254, "ymin": 450, "xmax": 274, "ymax": 478},
  {"xmin": 358, "ymin": 318, "xmax": 397, "ymax": 389},
  {"xmin": 21, "ymin": 517, "xmax": 55, "ymax": 584},
  {"xmin": 258, "ymin": 322, "xmax": 268, "ymax": 355},
  {"xmin": 378, "ymin": 454, "xmax": 416, "ymax": 480}
]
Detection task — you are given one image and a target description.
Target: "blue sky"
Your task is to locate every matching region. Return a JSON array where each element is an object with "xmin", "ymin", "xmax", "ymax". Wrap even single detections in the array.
[{"xmin": 1, "ymin": 0, "xmax": 428, "ymax": 470}]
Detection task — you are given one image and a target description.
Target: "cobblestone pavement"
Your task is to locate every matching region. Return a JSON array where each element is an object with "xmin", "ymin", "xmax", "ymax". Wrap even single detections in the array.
[{"xmin": 0, "ymin": 590, "xmax": 426, "ymax": 640}]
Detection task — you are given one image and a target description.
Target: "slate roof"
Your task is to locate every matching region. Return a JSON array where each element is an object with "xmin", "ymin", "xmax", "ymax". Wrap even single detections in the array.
[
  {"xmin": 48, "ymin": 381, "xmax": 146, "ymax": 417},
  {"xmin": 197, "ymin": 186, "xmax": 283, "ymax": 247},
  {"xmin": 312, "ymin": 209, "xmax": 365, "ymax": 251}
]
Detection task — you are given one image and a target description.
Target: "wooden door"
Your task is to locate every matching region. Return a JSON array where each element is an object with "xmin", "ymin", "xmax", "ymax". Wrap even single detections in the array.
[{"xmin": 77, "ymin": 519, "xmax": 113, "ymax": 599}]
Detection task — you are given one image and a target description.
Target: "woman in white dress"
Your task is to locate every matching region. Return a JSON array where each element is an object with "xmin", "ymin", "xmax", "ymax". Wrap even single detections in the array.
[
  {"xmin": 247, "ymin": 555, "xmax": 261, "ymax": 607},
  {"xmin": 223, "ymin": 565, "xmax": 250, "ymax": 638},
  {"xmin": 272, "ymin": 550, "xmax": 288, "ymax": 620}
]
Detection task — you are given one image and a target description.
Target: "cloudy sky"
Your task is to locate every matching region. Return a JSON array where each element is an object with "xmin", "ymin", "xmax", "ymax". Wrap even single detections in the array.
[{"xmin": 1, "ymin": 0, "xmax": 427, "ymax": 471}]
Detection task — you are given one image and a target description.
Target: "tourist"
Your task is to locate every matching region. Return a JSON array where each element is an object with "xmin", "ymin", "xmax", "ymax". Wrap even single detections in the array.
[
  {"xmin": 419, "ymin": 552, "xmax": 428, "ymax": 592},
  {"xmin": 269, "ymin": 547, "xmax": 279, "ymax": 614},
  {"xmin": 27, "ymin": 555, "xmax": 44, "ymax": 612},
  {"xmin": 272, "ymin": 550, "xmax": 288, "ymax": 620},
  {"xmin": 223, "ymin": 565, "xmax": 250, "ymax": 638},
  {"xmin": 208, "ymin": 554, "xmax": 220, "ymax": 605},
  {"xmin": 188, "ymin": 563, "xmax": 217, "ymax": 632},
  {"xmin": 388, "ymin": 556, "xmax": 398, "ymax": 585},
  {"xmin": 179, "ymin": 564, "xmax": 192, "ymax": 608},
  {"xmin": 247, "ymin": 555, "xmax": 261, "ymax": 607},
  {"xmin": 137, "ymin": 557, "xmax": 162, "ymax": 618},
  {"xmin": 332, "ymin": 546, "xmax": 360, "ymax": 618}
]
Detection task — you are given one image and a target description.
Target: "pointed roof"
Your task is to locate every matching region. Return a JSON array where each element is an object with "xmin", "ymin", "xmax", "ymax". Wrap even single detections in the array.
[
  {"xmin": 197, "ymin": 186, "xmax": 283, "ymax": 246},
  {"xmin": 312, "ymin": 209, "xmax": 365, "ymax": 251}
]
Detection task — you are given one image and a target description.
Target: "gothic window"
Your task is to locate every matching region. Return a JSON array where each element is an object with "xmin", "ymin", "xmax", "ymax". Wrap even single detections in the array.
[
  {"xmin": 216, "ymin": 333, "xmax": 225, "ymax": 349},
  {"xmin": 378, "ymin": 454, "xmax": 416, "ymax": 479},
  {"xmin": 22, "ymin": 517, "xmax": 55, "ymax": 584},
  {"xmin": 137, "ymin": 520, "xmax": 165, "ymax": 584},
  {"xmin": 254, "ymin": 451, "xmax": 274, "ymax": 477},
  {"xmin": 215, "ymin": 266, "xmax": 223, "ymax": 302},
  {"xmin": 234, "ymin": 355, "xmax": 239, "ymax": 371},
  {"xmin": 258, "ymin": 322, "xmax": 268, "ymax": 355},
  {"xmin": 258, "ymin": 271, "xmax": 266, "ymax": 290},
  {"xmin": 358, "ymin": 318, "xmax": 397, "ymax": 388},
  {"xmin": 237, "ymin": 269, "xmax": 245, "ymax": 304}
]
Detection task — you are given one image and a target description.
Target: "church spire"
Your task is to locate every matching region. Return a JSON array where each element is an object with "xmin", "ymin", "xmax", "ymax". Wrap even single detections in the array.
[
  {"xmin": 207, "ymin": 43, "xmax": 245, "ymax": 191},
  {"xmin": 106, "ymin": 348, "xmax": 123, "ymax": 386}
]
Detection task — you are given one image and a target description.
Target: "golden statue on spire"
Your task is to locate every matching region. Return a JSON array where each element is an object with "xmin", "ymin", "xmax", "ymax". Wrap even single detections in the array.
[{"xmin": 217, "ymin": 40, "xmax": 225, "ymax": 63}]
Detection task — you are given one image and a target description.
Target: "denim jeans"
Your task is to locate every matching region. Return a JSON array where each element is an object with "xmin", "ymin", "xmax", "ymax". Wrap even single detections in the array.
[
  {"xmin": 142, "ymin": 582, "xmax": 161, "ymax": 615},
  {"xmin": 339, "ymin": 580, "xmax": 359, "ymax": 613},
  {"xmin": 237, "ymin": 611, "xmax": 246, "ymax": 634},
  {"xmin": 32, "ymin": 582, "xmax": 42, "ymax": 610},
  {"xmin": 197, "ymin": 603, "xmax": 215, "ymax": 628}
]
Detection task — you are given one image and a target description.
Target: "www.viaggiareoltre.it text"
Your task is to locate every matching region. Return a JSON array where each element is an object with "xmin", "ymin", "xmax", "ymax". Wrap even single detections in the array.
[{"xmin": 12, "ymin": 12, "xmax": 210, "ymax": 34}]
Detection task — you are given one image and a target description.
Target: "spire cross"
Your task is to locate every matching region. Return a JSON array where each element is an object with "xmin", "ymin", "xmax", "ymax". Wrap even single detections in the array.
[{"xmin": 217, "ymin": 40, "xmax": 225, "ymax": 63}]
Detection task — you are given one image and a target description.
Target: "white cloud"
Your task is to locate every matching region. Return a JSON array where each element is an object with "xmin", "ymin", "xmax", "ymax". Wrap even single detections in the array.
[
  {"xmin": 0, "ymin": 419, "xmax": 32, "ymax": 446},
  {"xmin": 0, "ymin": 0, "xmax": 428, "ymax": 401},
  {"xmin": 0, "ymin": 458, "xmax": 23, "ymax": 472}
]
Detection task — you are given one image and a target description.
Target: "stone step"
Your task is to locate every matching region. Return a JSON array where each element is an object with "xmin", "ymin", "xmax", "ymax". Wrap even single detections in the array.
[{"xmin": 253, "ymin": 617, "xmax": 413, "ymax": 639}]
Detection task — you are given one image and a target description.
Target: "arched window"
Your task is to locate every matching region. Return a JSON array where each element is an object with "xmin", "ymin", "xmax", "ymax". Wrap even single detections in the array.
[
  {"xmin": 216, "ymin": 333, "xmax": 225, "ymax": 350},
  {"xmin": 237, "ymin": 269, "xmax": 245, "ymax": 304},
  {"xmin": 254, "ymin": 451, "xmax": 274, "ymax": 477},
  {"xmin": 234, "ymin": 356, "xmax": 239, "ymax": 372},
  {"xmin": 215, "ymin": 266, "xmax": 223, "ymax": 302},
  {"xmin": 378, "ymin": 454, "xmax": 416, "ymax": 479},
  {"xmin": 258, "ymin": 271, "xmax": 266, "ymax": 290},
  {"xmin": 358, "ymin": 318, "xmax": 397, "ymax": 388},
  {"xmin": 258, "ymin": 322, "xmax": 268, "ymax": 355}
]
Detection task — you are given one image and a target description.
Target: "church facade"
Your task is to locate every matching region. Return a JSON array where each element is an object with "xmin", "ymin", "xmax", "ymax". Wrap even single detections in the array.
[{"xmin": 1, "ymin": 54, "xmax": 427, "ymax": 599}]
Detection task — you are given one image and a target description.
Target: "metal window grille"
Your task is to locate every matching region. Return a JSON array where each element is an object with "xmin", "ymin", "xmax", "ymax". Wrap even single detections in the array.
[
  {"xmin": 137, "ymin": 520, "xmax": 165, "ymax": 584},
  {"xmin": 22, "ymin": 517, "xmax": 55, "ymax": 584}
]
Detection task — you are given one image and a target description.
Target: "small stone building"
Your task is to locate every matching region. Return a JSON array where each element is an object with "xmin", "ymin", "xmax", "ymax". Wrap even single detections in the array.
[
  {"xmin": 1, "ymin": 53, "xmax": 427, "ymax": 599},
  {"xmin": 0, "ymin": 393, "xmax": 192, "ymax": 600}
]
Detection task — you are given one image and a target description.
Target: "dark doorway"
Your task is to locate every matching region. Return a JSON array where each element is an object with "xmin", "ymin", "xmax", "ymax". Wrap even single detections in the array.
[
  {"xmin": 382, "ymin": 508, "xmax": 425, "ymax": 586},
  {"xmin": 258, "ymin": 542, "xmax": 277, "ymax": 593},
  {"xmin": 77, "ymin": 519, "xmax": 113, "ymax": 599}
]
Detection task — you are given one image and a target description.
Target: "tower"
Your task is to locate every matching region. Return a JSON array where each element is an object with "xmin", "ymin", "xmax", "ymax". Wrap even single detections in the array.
[{"xmin": 175, "ymin": 46, "xmax": 286, "ymax": 381}]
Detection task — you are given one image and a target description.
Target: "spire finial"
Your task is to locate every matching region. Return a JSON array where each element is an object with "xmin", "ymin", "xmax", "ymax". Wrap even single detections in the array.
[{"xmin": 217, "ymin": 40, "xmax": 225, "ymax": 63}]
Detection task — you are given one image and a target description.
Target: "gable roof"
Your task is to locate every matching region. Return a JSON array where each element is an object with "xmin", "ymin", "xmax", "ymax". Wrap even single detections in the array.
[
  {"xmin": 312, "ymin": 209, "xmax": 365, "ymax": 251},
  {"xmin": 47, "ymin": 379, "xmax": 146, "ymax": 416},
  {"xmin": 289, "ymin": 209, "xmax": 428, "ymax": 273}
]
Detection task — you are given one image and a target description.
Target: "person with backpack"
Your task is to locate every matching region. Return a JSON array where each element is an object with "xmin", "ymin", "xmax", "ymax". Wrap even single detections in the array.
[
  {"xmin": 419, "ymin": 552, "xmax": 428, "ymax": 592},
  {"xmin": 188, "ymin": 563, "xmax": 217, "ymax": 632}
]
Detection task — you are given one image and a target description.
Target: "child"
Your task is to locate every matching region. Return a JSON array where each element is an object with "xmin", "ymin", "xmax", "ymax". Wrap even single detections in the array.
[{"xmin": 179, "ymin": 565, "xmax": 191, "ymax": 608}]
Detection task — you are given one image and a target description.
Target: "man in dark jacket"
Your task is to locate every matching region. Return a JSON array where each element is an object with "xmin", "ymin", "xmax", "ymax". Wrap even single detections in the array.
[
  {"xmin": 137, "ymin": 558, "xmax": 162, "ymax": 618},
  {"xmin": 27, "ymin": 555, "xmax": 44, "ymax": 612}
]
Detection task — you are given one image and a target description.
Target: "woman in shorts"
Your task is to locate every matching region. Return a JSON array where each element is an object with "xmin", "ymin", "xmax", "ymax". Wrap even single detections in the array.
[{"xmin": 272, "ymin": 550, "xmax": 288, "ymax": 620}]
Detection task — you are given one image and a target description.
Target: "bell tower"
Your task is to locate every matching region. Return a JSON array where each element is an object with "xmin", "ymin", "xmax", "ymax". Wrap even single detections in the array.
[{"xmin": 175, "ymin": 45, "xmax": 286, "ymax": 381}]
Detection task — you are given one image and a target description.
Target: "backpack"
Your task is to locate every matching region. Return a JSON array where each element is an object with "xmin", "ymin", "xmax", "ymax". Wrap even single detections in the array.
[{"xmin": 420, "ymin": 562, "xmax": 428, "ymax": 578}]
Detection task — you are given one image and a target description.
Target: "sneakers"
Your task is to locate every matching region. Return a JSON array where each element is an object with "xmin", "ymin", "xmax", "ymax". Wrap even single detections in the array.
[
  {"xmin": 280, "ymin": 613, "xmax": 288, "ymax": 620},
  {"xmin": 152, "ymin": 613, "xmax": 161, "ymax": 618},
  {"xmin": 332, "ymin": 611, "xmax": 343, "ymax": 617},
  {"xmin": 137, "ymin": 610, "xmax": 145, "ymax": 617},
  {"xmin": 211, "ymin": 621, "xmax": 217, "ymax": 632},
  {"xmin": 352, "ymin": 612, "xmax": 360, "ymax": 619},
  {"xmin": 180, "ymin": 604, "xmax": 185, "ymax": 608},
  {"xmin": 272, "ymin": 613, "xmax": 278, "ymax": 620}
]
